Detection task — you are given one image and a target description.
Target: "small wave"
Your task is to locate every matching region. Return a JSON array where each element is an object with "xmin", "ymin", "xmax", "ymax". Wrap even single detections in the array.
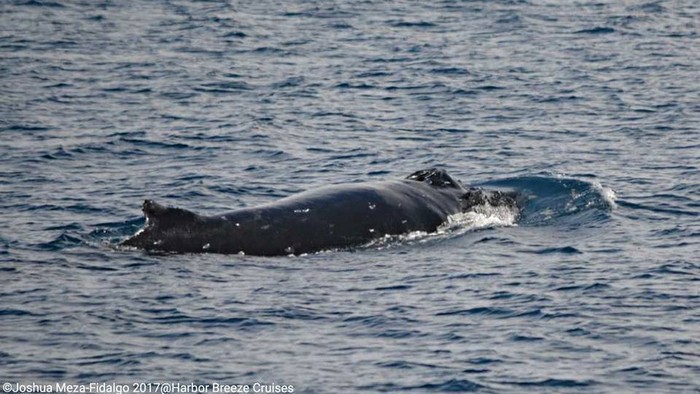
[
  {"xmin": 591, "ymin": 180, "xmax": 618, "ymax": 209},
  {"xmin": 479, "ymin": 174, "xmax": 616, "ymax": 227},
  {"xmin": 501, "ymin": 378, "xmax": 596, "ymax": 388},
  {"xmin": 39, "ymin": 233, "xmax": 83, "ymax": 251},
  {"xmin": 388, "ymin": 20, "xmax": 437, "ymax": 28},
  {"xmin": 574, "ymin": 27, "xmax": 615, "ymax": 35},
  {"xmin": 531, "ymin": 246, "xmax": 582, "ymax": 255}
]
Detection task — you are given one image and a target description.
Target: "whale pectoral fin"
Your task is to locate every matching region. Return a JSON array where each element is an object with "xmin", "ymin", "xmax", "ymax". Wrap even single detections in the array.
[
  {"xmin": 142, "ymin": 199, "xmax": 199, "ymax": 228},
  {"xmin": 406, "ymin": 168, "xmax": 462, "ymax": 189}
]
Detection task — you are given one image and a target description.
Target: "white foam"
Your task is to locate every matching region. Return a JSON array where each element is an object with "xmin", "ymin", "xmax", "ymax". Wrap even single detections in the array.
[
  {"xmin": 365, "ymin": 202, "xmax": 519, "ymax": 250},
  {"xmin": 590, "ymin": 180, "xmax": 617, "ymax": 209},
  {"xmin": 439, "ymin": 203, "xmax": 519, "ymax": 235}
]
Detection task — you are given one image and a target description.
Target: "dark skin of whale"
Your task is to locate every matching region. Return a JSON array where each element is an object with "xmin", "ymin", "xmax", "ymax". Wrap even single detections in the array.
[{"xmin": 122, "ymin": 168, "xmax": 517, "ymax": 256}]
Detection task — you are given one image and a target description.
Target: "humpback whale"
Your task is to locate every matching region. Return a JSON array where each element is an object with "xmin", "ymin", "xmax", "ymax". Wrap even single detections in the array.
[{"xmin": 122, "ymin": 168, "xmax": 517, "ymax": 256}]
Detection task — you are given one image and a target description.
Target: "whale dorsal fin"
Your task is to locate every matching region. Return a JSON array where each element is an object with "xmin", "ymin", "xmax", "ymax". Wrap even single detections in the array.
[
  {"xmin": 406, "ymin": 168, "xmax": 462, "ymax": 189},
  {"xmin": 142, "ymin": 200, "xmax": 199, "ymax": 228}
]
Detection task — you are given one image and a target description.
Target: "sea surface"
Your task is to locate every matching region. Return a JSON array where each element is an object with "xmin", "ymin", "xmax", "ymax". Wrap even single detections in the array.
[{"xmin": 1, "ymin": 0, "xmax": 699, "ymax": 392}]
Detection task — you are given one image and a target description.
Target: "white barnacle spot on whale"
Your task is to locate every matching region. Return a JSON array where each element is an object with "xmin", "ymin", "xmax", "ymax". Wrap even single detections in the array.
[
  {"xmin": 368, "ymin": 202, "xmax": 376, "ymax": 210},
  {"xmin": 369, "ymin": 228, "xmax": 375, "ymax": 233},
  {"xmin": 294, "ymin": 208, "xmax": 310, "ymax": 213},
  {"xmin": 238, "ymin": 251, "xmax": 245, "ymax": 256},
  {"xmin": 260, "ymin": 224, "xmax": 271, "ymax": 230},
  {"xmin": 202, "ymin": 243, "xmax": 210, "ymax": 250},
  {"xmin": 285, "ymin": 246, "xmax": 294, "ymax": 254}
]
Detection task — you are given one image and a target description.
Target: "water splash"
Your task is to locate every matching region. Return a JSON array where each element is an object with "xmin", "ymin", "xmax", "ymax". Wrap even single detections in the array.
[{"xmin": 364, "ymin": 197, "xmax": 519, "ymax": 251}]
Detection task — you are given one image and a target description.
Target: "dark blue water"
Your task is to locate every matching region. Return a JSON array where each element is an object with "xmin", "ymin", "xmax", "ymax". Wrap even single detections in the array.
[{"xmin": 1, "ymin": 0, "xmax": 699, "ymax": 392}]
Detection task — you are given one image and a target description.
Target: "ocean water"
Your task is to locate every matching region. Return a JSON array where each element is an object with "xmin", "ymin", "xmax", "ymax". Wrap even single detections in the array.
[{"xmin": 1, "ymin": 0, "xmax": 699, "ymax": 392}]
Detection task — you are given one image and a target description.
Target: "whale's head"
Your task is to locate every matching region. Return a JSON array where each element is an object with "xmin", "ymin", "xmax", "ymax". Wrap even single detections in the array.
[
  {"xmin": 407, "ymin": 168, "xmax": 519, "ymax": 214},
  {"xmin": 406, "ymin": 168, "xmax": 464, "ymax": 189}
]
